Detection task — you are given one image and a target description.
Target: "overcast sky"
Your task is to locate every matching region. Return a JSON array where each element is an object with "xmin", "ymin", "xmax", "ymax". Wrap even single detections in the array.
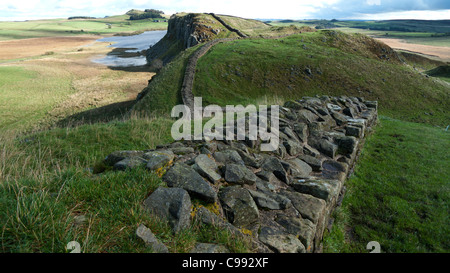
[{"xmin": 1, "ymin": 0, "xmax": 449, "ymax": 21}]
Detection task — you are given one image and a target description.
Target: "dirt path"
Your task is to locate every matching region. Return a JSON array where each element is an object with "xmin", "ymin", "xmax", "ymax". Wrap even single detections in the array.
[
  {"xmin": 0, "ymin": 36, "xmax": 100, "ymax": 60},
  {"xmin": 375, "ymin": 38, "xmax": 450, "ymax": 62}
]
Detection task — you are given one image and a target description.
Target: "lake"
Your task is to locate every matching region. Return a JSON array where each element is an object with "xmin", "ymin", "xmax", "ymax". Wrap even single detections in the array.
[{"xmin": 92, "ymin": 30, "xmax": 167, "ymax": 67}]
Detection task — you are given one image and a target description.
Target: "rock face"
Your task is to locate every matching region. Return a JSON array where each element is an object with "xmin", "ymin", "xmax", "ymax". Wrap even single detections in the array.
[
  {"xmin": 104, "ymin": 96, "xmax": 378, "ymax": 253},
  {"xmin": 146, "ymin": 13, "xmax": 227, "ymax": 65}
]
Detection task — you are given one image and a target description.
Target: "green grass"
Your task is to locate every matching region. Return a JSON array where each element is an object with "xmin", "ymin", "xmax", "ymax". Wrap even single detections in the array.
[
  {"xmin": 0, "ymin": 16, "xmax": 167, "ymax": 40},
  {"xmin": 191, "ymin": 30, "xmax": 449, "ymax": 126},
  {"xmin": 0, "ymin": 115, "xmax": 252, "ymax": 253},
  {"xmin": 132, "ymin": 45, "xmax": 201, "ymax": 115},
  {"xmin": 0, "ymin": 166, "xmax": 249, "ymax": 253},
  {"xmin": 323, "ymin": 116, "xmax": 450, "ymax": 253},
  {"xmin": 0, "ymin": 65, "xmax": 73, "ymax": 132}
]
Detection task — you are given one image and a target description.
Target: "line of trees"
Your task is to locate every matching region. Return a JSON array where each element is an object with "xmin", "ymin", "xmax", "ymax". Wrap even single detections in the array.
[{"xmin": 68, "ymin": 16, "xmax": 96, "ymax": 20}]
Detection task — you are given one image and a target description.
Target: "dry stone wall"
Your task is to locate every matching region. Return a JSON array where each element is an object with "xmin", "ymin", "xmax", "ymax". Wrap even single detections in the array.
[
  {"xmin": 209, "ymin": 13, "xmax": 248, "ymax": 38},
  {"xmin": 103, "ymin": 95, "xmax": 378, "ymax": 253},
  {"xmin": 181, "ymin": 38, "xmax": 238, "ymax": 110}
]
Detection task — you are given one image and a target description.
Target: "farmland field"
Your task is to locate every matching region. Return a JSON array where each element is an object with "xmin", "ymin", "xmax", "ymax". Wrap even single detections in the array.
[{"xmin": 0, "ymin": 15, "xmax": 167, "ymax": 40}]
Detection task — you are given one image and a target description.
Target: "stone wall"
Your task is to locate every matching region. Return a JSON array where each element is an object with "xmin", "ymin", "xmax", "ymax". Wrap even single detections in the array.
[
  {"xmin": 103, "ymin": 95, "xmax": 378, "ymax": 253},
  {"xmin": 209, "ymin": 13, "xmax": 248, "ymax": 38},
  {"xmin": 180, "ymin": 38, "xmax": 238, "ymax": 110}
]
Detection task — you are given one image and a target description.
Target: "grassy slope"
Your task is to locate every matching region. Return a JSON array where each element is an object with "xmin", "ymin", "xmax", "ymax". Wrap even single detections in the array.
[
  {"xmin": 218, "ymin": 15, "xmax": 271, "ymax": 36},
  {"xmin": 270, "ymin": 20, "xmax": 450, "ymax": 47},
  {"xmin": 133, "ymin": 45, "xmax": 201, "ymax": 115},
  {"xmin": 192, "ymin": 30, "xmax": 449, "ymax": 126},
  {"xmin": 324, "ymin": 116, "xmax": 449, "ymax": 253}
]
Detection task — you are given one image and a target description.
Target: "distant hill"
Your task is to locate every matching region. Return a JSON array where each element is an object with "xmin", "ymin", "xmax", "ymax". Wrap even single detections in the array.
[{"xmin": 271, "ymin": 19, "xmax": 450, "ymax": 34}]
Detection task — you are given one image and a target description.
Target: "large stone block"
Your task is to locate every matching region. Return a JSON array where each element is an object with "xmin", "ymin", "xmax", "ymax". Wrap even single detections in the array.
[
  {"xmin": 218, "ymin": 186, "xmax": 259, "ymax": 230},
  {"xmin": 164, "ymin": 163, "xmax": 217, "ymax": 203},
  {"xmin": 143, "ymin": 187, "xmax": 192, "ymax": 234}
]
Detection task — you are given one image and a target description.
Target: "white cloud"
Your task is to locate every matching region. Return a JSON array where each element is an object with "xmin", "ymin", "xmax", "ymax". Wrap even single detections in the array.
[{"xmin": 351, "ymin": 9, "xmax": 450, "ymax": 20}]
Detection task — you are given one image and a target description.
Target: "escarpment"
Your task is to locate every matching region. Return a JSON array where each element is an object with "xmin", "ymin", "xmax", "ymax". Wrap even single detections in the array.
[
  {"xmin": 103, "ymin": 96, "xmax": 378, "ymax": 253},
  {"xmin": 146, "ymin": 13, "xmax": 232, "ymax": 66}
]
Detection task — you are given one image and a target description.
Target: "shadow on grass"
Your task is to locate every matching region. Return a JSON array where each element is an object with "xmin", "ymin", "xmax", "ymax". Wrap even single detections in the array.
[{"xmin": 56, "ymin": 100, "xmax": 137, "ymax": 128}]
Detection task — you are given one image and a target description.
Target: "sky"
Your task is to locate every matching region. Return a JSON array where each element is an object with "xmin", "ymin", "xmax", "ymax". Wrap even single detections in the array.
[{"xmin": 1, "ymin": 0, "xmax": 449, "ymax": 21}]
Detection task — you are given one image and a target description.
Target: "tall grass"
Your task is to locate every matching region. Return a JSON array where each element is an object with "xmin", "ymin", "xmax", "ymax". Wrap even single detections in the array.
[{"xmin": 0, "ymin": 114, "xmax": 252, "ymax": 253}]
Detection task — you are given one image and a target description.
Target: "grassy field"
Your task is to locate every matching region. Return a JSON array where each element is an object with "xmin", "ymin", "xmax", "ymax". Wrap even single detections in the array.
[
  {"xmin": 0, "ymin": 13, "xmax": 252, "ymax": 253},
  {"xmin": 133, "ymin": 45, "xmax": 200, "ymax": 115},
  {"xmin": 323, "ymin": 116, "xmax": 449, "ymax": 253},
  {"xmin": 0, "ymin": 11, "xmax": 170, "ymax": 133},
  {"xmin": 0, "ymin": 64, "xmax": 72, "ymax": 131},
  {"xmin": 0, "ymin": 15, "xmax": 167, "ymax": 41},
  {"xmin": 0, "ymin": 41, "xmax": 155, "ymax": 133}
]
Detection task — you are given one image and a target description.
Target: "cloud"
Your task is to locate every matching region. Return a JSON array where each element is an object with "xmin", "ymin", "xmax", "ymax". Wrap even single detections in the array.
[
  {"xmin": 355, "ymin": 9, "xmax": 450, "ymax": 20},
  {"xmin": 310, "ymin": 0, "xmax": 450, "ymax": 19}
]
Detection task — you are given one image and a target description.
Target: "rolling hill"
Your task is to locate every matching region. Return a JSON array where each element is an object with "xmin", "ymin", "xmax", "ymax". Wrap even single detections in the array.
[{"xmin": 134, "ymin": 13, "xmax": 449, "ymax": 126}]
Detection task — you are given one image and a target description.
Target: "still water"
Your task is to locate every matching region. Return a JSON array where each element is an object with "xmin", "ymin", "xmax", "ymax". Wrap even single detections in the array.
[{"xmin": 92, "ymin": 30, "xmax": 166, "ymax": 67}]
